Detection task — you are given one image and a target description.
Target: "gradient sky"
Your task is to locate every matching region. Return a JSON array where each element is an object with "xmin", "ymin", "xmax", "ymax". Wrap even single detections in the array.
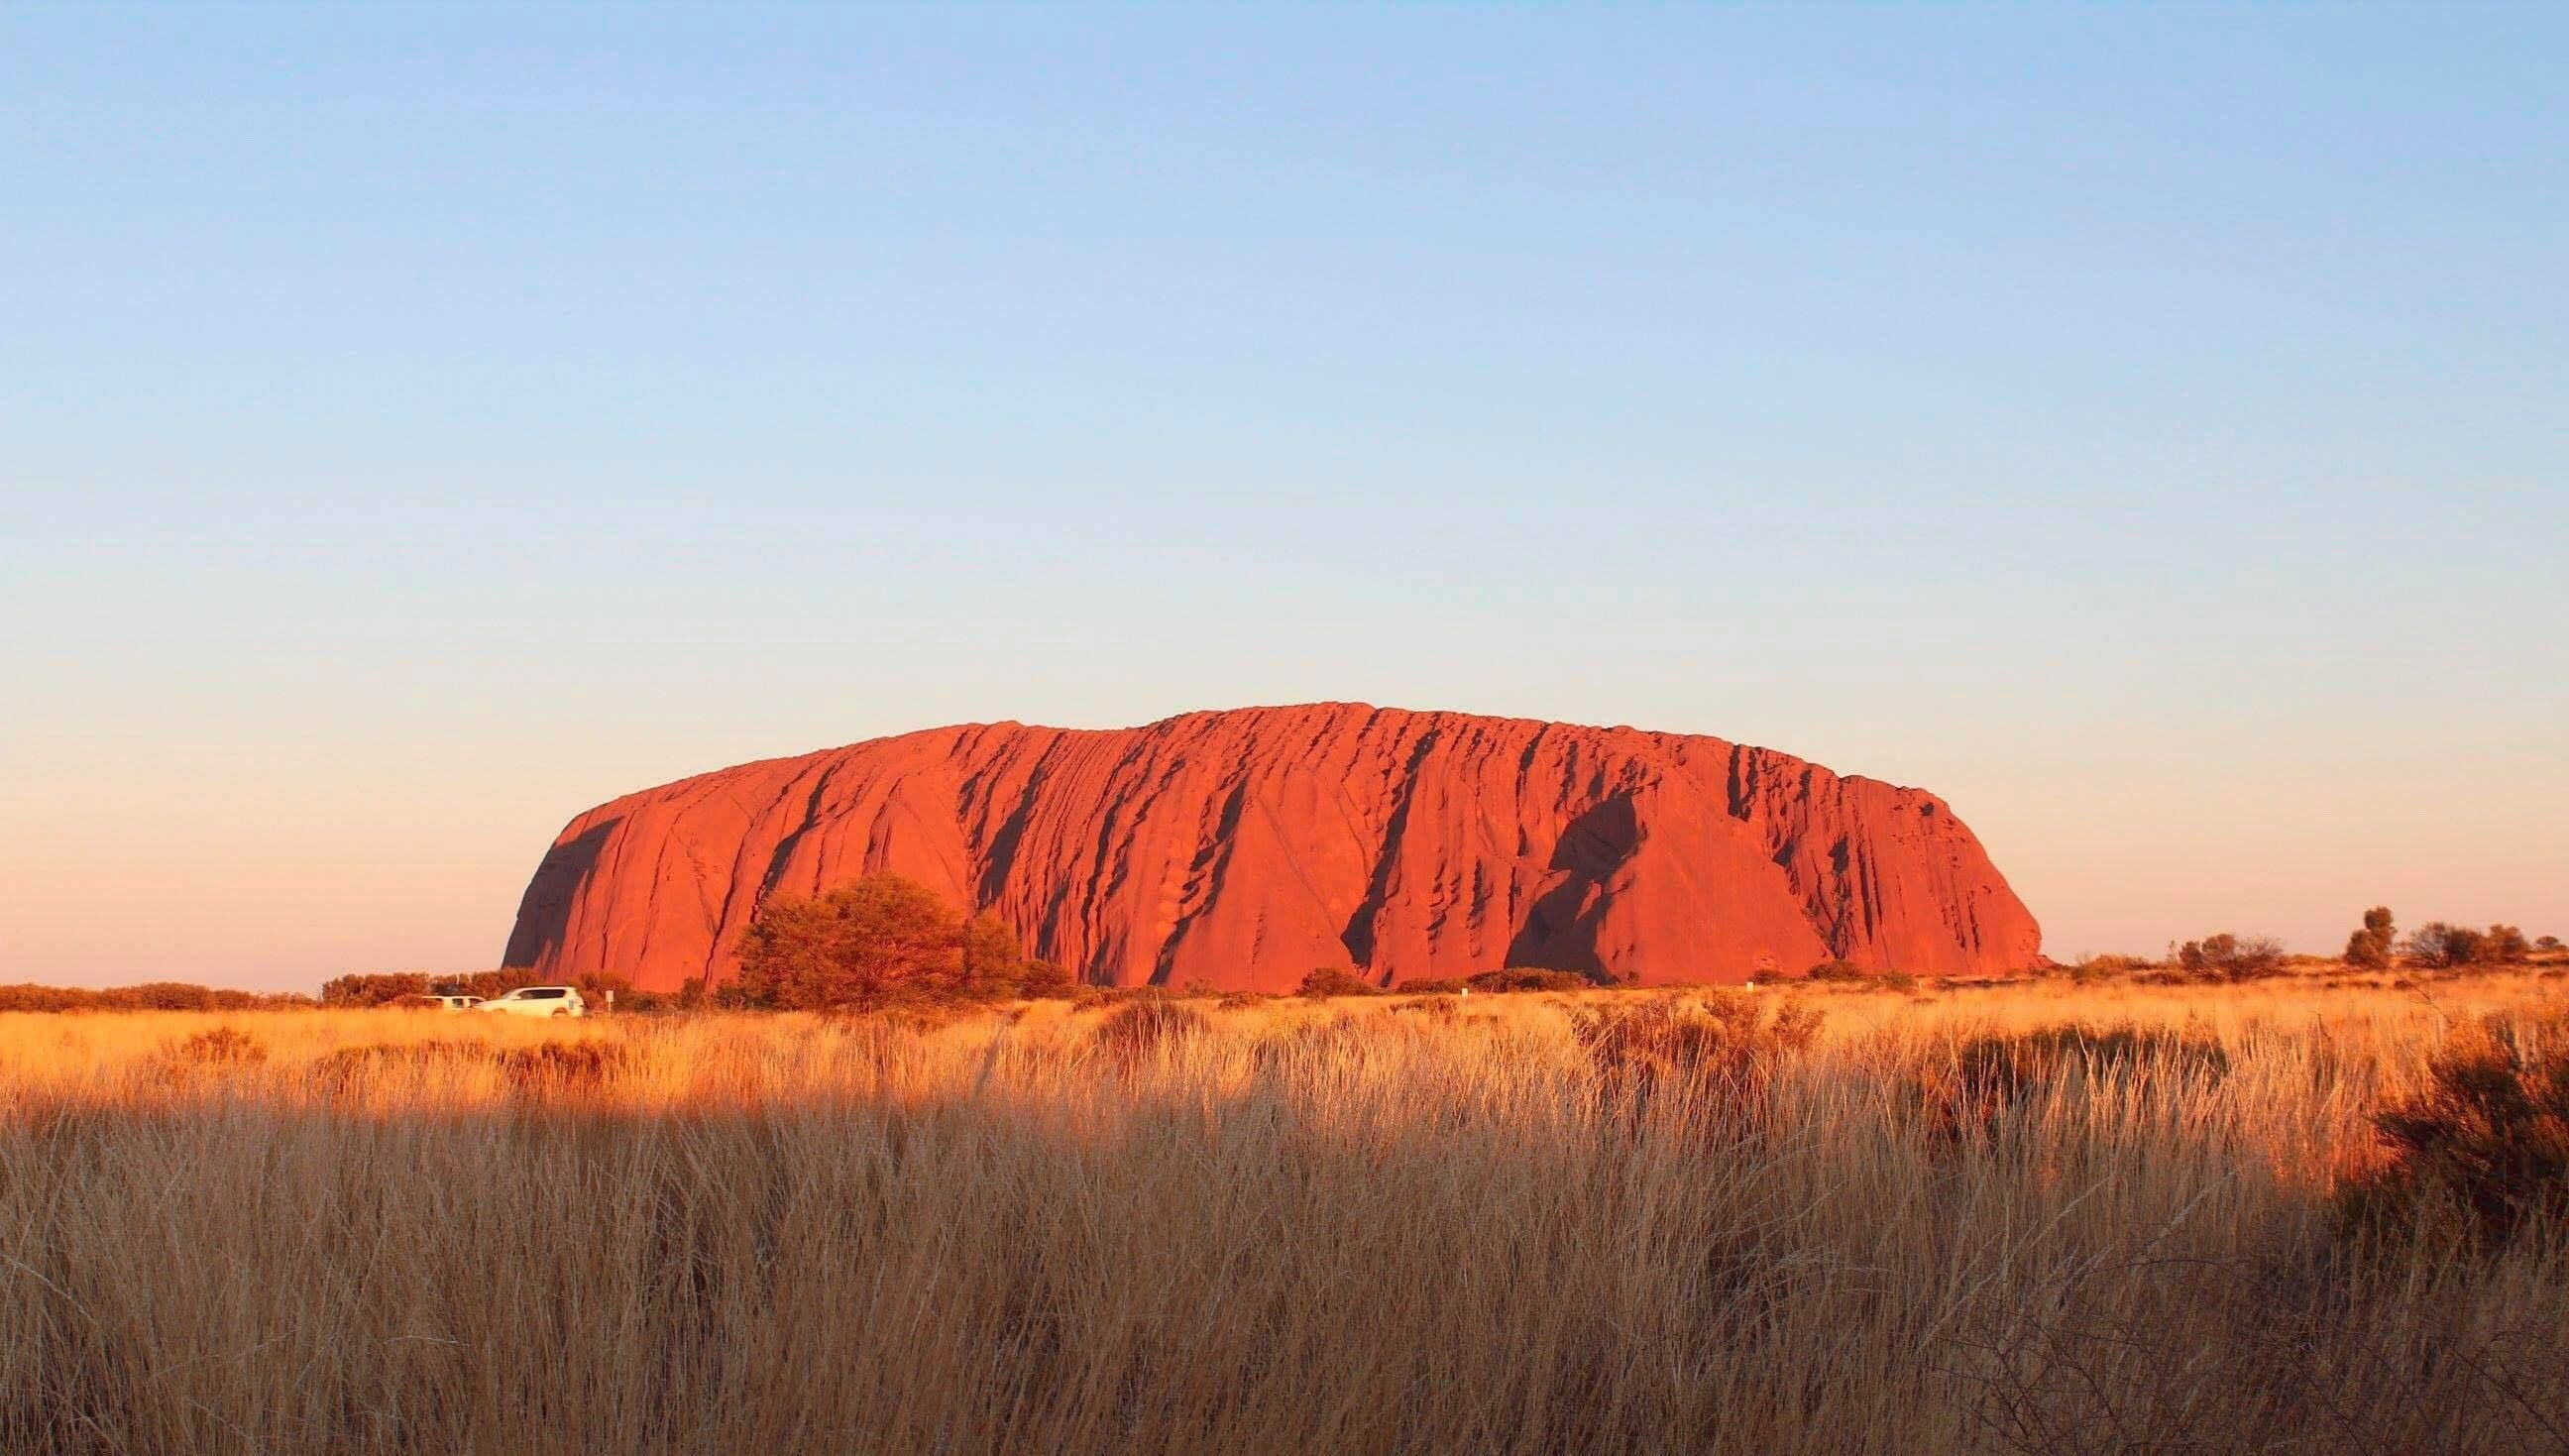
[{"xmin": 4, "ymin": 6, "xmax": 2563, "ymax": 989}]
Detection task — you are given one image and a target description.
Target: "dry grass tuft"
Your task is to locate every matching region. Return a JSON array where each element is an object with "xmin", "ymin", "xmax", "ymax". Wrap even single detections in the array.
[
  {"xmin": 496, "ymin": 1037, "xmax": 635, "ymax": 1095},
  {"xmin": 162, "ymin": 1024, "xmax": 268, "ymax": 1070},
  {"xmin": 1568, "ymin": 991, "xmax": 1821, "ymax": 1102},
  {"xmin": 1092, "ymin": 994, "xmax": 1209, "ymax": 1064},
  {"xmin": 1920, "ymin": 1022, "xmax": 2231, "ymax": 1142}
]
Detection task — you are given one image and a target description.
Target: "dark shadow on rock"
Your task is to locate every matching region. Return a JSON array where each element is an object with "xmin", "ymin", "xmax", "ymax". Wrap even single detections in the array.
[
  {"xmin": 501, "ymin": 819, "xmax": 617, "ymax": 970},
  {"xmin": 1504, "ymin": 795, "xmax": 1640, "ymax": 978},
  {"xmin": 1338, "ymin": 728, "xmax": 1444, "ymax": 972}
]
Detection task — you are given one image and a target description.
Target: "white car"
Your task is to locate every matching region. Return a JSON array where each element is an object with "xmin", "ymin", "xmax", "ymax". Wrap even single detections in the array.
[
  {"xmin": 471, "ymin": 986, "xmax": 587, "ymax": 1018},
  {"xmin": 398, "ymin": 993, "xmax": 485, "ymax": 1012}
]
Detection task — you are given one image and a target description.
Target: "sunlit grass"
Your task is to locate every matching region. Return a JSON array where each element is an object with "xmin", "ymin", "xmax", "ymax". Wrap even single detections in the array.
[{"xmin": 0, "ymin": 974, "xmax": 2562, "ymax": 1454}]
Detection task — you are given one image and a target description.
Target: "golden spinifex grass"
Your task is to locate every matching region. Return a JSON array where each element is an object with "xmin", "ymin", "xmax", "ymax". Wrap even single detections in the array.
[{"xmin": 0, "ymin": 980, "xmax": 2563, "ymax": 1455}]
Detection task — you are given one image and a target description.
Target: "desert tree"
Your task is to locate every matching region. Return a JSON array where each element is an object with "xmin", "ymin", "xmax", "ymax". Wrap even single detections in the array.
[
  {"xmin": 960, "ymin": 911, "xmax": 1076, "ymax": 998},
  {"xmin": 2345, "ymin": 906, "xmax": 2397, "ymax": 968},
  {"xmin": 2401, "ymin": 922, "xmax": 2488, "ymax": 969},
  {"xmin": 733, "ymin": 874, "xmax": 966, "ymax": 1011}
]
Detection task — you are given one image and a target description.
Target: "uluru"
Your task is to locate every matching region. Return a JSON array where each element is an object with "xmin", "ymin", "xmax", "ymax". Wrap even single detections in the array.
[{"xmin": 503, "ymin": 704, "xmax": 2042, "ymax": 993}]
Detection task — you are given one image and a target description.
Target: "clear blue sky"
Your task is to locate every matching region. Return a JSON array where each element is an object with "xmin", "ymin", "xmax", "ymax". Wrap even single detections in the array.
[{"xmin": 3, "ymin": 5, "xmax": 2563, "ymax": 987}]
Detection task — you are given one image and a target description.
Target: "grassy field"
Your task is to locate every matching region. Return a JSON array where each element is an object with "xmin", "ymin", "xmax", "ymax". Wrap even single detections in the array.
[{"xmin": 1, "ymin": 973, "xmax": 2563, "ymax": 1455}]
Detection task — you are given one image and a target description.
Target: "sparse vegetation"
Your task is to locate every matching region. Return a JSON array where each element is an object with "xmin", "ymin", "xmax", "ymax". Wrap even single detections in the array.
[
  {"xmin": 2336, "ymin": 1007, "xmax": 2569, "ymax": 1251},
  {"xmin": 1465, "ymin": 966, "xmax": 1596, "ymax": 993},
  {"xmin": 319, "ymin": 965, "xmax": 654, "ymax": 1009},
  {"xmin": 2404, "ymin": 921, "xmax": 2490, "ymax": 968},
  {"xmin": 1920, "ymin": 1023, "xmax": 2231, "ymax": 1143},
  {"xmin": 2177, "ymin": 932, "xmax": 2288, "ymax": 979},
  {"xmin": 1568, "ymin": 992, "xmax": 1822, "ymax": 1102},
  {"xmin": 1, "ymin": 974, "xmax": 2564, "ymax": 1453},
  {"xmin": 2485, "ymin": 924, "xmax": 2534, "ymax": 964},
  {"xmin": 2066, "ymin": 953, "xmax": 2152, "ymax": 984},
  {"xmin": 1093, "ymin": 994, "xmax": 1210, "ymax": 1062},
  {"xmin": 163, "ymin": 1023, "xmax": 269, "ymax": 1068},
  {"xmin": 0, "ymin": 980, "xmax": 312, "ymax": 1012},
  {"xmin": 730, "ymin": 874, "xmax": 1069, "ymax": 1010},
  {"xmin": 2345, "ymin": 905, "xmax": 2397, "ymax": 968},
  {"xmin": 1295, "ymin": 964, "xmax": 1384, "ymax": 998}
]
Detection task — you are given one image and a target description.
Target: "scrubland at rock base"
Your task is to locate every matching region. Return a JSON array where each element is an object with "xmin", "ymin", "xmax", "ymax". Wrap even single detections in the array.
[{"xmin": 4, "ymin": 971, "xmax": 2564, "ymax": 1455}]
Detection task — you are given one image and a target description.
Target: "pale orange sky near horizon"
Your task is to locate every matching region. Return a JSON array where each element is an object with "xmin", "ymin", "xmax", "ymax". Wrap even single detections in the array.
[
  {"xmin": 6, "ymin": 668, "xmax": 2562, "ymax": 991},
  {"xmin": 4, "ymin": 9, "xmax": 2564, "ymax": 989}
]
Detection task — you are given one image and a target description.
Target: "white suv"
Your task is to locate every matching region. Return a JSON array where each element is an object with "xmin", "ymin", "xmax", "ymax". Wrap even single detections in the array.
[{"xmin": 472, "ymin": 986, "xmax": 587, "ymax": 1018}]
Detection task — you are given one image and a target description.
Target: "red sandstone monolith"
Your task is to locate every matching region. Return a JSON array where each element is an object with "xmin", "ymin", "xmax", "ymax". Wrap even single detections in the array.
[{"xmin": 503, "ymin": 704, "xmax": 2041, "ymax": 992}]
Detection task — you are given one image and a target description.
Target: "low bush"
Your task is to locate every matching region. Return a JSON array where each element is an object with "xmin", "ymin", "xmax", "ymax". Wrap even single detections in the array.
[
  {"xmin": 2178, "ymin": 934, "xmax": 2287, "ymax": 980},
  {"xmin": 2484, "ymin": 925, "xmax": 2533, "ymax": 964},
  {"xmin": 2403, "ymin": 923, "xmax": 2488, "ymax": 969},
  {"xmin": 164, "ymin": 1025, "xmax": 268, "ymax": 1069},
  {"xmin": 845, "ymin": 1002, "xmax": 968, "ymax": 1036},
  {"xmin": 1093, "ymin": 997, "xmax": 1208, "ymax": 1064},
  {"xmin": 1568, "ymin": 994, "xmax": 1823, "ymax": 1105},
  {"xmin": 497, "ymin": 1040, "xmax": 635, "ymax": 1093},
  {"xmin": 2066, "ymin": 954, "xmax": 2152, "ymax": 983},
  {"xmin": 2345, "ymin": 907, "xmax": 2398, "ymax": 968},
  {"xmin": 2336, "ymin": 1011, "xmax": 2569, "ymax": 1251},
  {"xmin": 1467, "ymin": 967, "xmax": 1597, "ymax": 994},
  {"xmin": 0, "ymin": 981, "xmax": 313, "ymax": 1013},
  {"xmin": 1393, "ymin": 994, "xmax": 1462, "ymax": 1022},
  {"xmin": 311, "ymin": 1041, "xmax": 496, "ymax": 1090},
  {"xmin": 1920, "ymin": 1024, "xmax": 2230, "ymax": 1141},
  {"xmin": 1296, "ymin": 965, "xmax": 1383, "ymax": 998}
]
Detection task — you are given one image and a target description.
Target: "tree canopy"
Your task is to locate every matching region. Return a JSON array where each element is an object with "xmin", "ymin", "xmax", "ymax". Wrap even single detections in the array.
[{"xmin": 733, "ymin": 876, "xmax": 1068, "ymax": 1010}]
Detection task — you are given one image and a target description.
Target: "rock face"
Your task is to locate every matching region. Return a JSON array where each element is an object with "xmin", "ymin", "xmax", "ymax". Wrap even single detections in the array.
[{"xmin": 503, "ymin": 704, "xmax": 2041, "ymax": 993}]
